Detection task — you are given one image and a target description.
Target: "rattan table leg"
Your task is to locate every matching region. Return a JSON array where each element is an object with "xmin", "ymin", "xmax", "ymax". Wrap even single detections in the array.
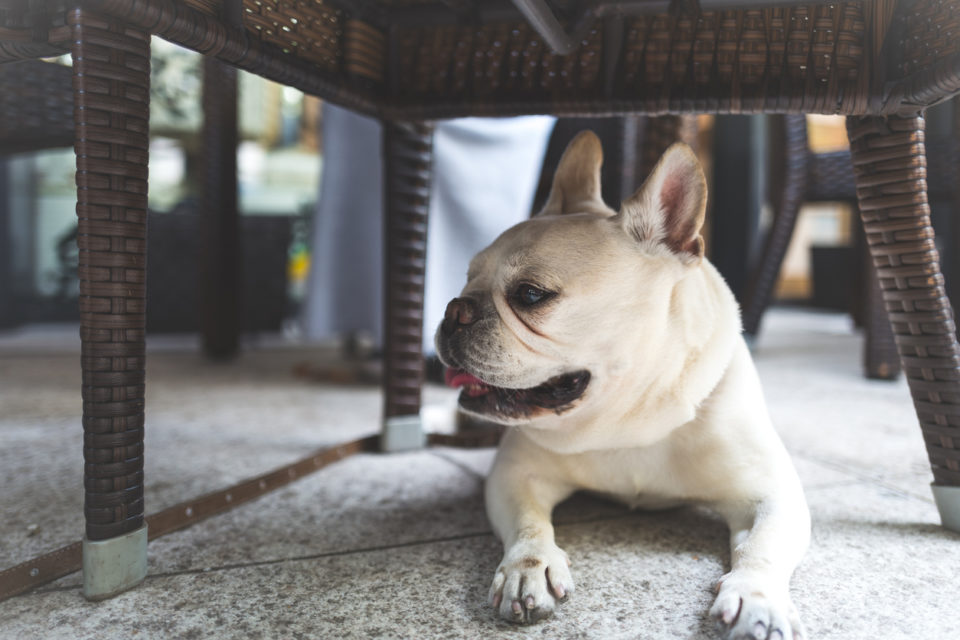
[
  {"xmin": 847, "ymin": 114, "xmax": 960, "ymax": 530},
  {"xmin": 742, "ymin": 115, "xmax": 808, "ymax": 339},
  {"xmin": 380, "ymin": 120, "xmax": 435, "ymax": 451},
  {"xmin": 200, "ymin": 56, "xmax": 240, "ymax": 360},
  {"xmin": 70, "ymin": 8, "xmax": 150, "ymax": 595}
]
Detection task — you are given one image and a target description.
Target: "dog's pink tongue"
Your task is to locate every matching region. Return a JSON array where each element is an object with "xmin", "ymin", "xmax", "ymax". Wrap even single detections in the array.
[{"xmin": 445, "ymin": 368, "xmax": 485, "ymax": 389}]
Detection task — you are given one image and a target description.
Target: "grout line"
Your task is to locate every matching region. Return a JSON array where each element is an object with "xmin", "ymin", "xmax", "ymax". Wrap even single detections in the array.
[
  {"xmin": 800, "ymin": 479, "xmax": 867, "ymax": 493},
  {"xmin": 427, "ymin": 449, "xmax": 488, "ymax": 481},
  {"xmin": 23, "ymin": 511, "xmax": 644, "ymax": 597},
  {"xmin": 791, "ymin": 451, "xmax": 934, "ymax": 504}
]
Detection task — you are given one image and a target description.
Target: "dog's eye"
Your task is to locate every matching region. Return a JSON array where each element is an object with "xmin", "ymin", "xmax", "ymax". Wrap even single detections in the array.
[{"xmin": 514, "ymin": 284, "xmax": 550, "ymax": 306}]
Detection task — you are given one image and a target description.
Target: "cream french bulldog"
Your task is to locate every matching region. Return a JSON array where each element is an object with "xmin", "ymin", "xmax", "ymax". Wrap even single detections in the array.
[{"xmin": 435, "ymin": 131, "xmax": 810, "ymax": 639}]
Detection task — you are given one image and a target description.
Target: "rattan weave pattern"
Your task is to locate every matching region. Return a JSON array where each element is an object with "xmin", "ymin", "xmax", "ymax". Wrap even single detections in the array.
[
  {"xmin": 182, "ymin": 0, "xmax": 221, "ymax": 15},
  {"xmin": 81, "ymin": 0, "xmax": 379, "ymax": 116},
  {"xmin": 0, "ymin": 60, "xmax": 73, "ymax": 152},
  {"xmin": 848, "ymin": 115, "xmax": 960, "ymax": 486},
  {"xmin": 70, "ymin": 8, "xmax": 151, "ymax": 541},
  {"xmin": 0, "ymin": 36, "xmax": 67, "ymax": 63},
  {"xmin": 644, "ymin": 1, "xmax": 871, "ymax": 113},
  {"xmin": 382, "ymin": 121, "xmax": 434, "ymax": 419},
  {"xmin": 344, "ymin": 18, "xmax": 384, "ymax": 85},
  {"xmin": 0, "ymin": 0, "xmax": 70, "ymax": 60},
  {"xmin": 386, "ymin": 2, "xmax": 876, "ymax": 116},
  {"xmin": 393, "ymin": 21, "xmax": 604, "ymax": 100},
  {"xmin": 899, "ymin": 0, "xmax": 960, "ymax": 76},
  {"xmin": 243, "ymin": 0, "xmax": 342, "ymax": 72},
  {"xmin": 807, "ymin": 149, "xmax": 855, "ymax": 201},
  {"xmin": 623, "ymin": 4, "xmax": 865, "ymax": 109}
]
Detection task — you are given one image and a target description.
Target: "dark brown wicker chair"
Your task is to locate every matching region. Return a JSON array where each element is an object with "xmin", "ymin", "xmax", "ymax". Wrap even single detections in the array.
[
  {"xmin": 0, "ymin": 57, "xmax": 248, "ymax": 351},
  {"xmin": 3, "ymin": 0, "xmax": 960, "ymax": 600},
  {"xmin": 743, "ymin": 109, "xmax": 960, "ymax": 379},
  {"xmin": 742, "ymin": 114, "xmax": 902, "ymax": 380},
  {"xmin": 0, "ymin": 60, "xmax": 75, "ymax": 328}
]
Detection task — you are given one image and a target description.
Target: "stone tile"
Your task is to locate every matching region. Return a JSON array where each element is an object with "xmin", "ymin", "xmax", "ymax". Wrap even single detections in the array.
[
  {"xmin": 0, "ymin": 353, "xmax": 383, "ymax": 569},
  {"xmin": 792, "ymin": 481, "xmax": 960, "ymax": 639},
  {"xmin": 426, "ymin": 445, "xmax": 495, "ymax": 478},
  {"xmin": 0, "ymin": 349, "xmax": 456, "ymax": 570},
  {"xmin": 9, "ymin": 478, "xmax": 957, "ymax": 640},
  {"xmin": 4, "ymin": 310, "xmax": 960, "ymax": 640},
  {"xmin": 38, "ymin": 449, "xmax": 489, "ymax": 591},
  {"xmin": 752, "ymin": 310, "xmax": 933, "ymax": 496},
  {"xmin": 1, "ymin": 510, "xmax": 728, "ymax": 640},
  {"xmin": 5, "ymin": 473, "xmax": 958, "ymax": 639}
]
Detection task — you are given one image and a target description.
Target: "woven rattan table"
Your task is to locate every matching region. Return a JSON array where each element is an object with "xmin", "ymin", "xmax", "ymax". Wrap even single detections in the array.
[{"xmin": 2, "ymin": 0, "xmax": 960, "ymax": 600}]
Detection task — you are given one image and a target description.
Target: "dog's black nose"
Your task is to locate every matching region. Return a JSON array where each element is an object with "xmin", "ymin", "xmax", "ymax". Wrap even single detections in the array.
[{"xmin": 442, "ymin": 297, "xmax": 478, "ymax": 336}]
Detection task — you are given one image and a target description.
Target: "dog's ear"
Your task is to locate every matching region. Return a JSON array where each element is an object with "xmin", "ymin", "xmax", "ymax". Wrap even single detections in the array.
[
  {"xmin": 618, "ymin": 143, "xmax": 706, "ymax": 261},
  {"xmin": 539, "ymin": 130, "xmax": 605, "ymax": 216}
]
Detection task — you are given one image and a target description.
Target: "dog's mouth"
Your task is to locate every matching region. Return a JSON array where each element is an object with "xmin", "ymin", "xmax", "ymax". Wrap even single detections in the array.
[{"xmin": 444, "ymin": 367, "xmax": 590, "ymax": 420}]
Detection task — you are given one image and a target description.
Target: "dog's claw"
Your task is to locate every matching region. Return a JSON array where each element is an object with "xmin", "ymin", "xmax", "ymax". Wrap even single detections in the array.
[
  {"xmin": 551, "ymin": 582, "xmax": 566, "ymax": 601},
  {"xmin": 710, "ymin": 575, "xmax": 802, "ymax": 640},
  {"xmin": 750, "ymin": 621, "xmax": 768, "ymax": 640},
  {"xmin": 711, "ymin": 591, "xmax": 741, "ymax": 626},
  {"xmin": 491, "ymin": 541, "xmax": 574, "ymax": 624}
]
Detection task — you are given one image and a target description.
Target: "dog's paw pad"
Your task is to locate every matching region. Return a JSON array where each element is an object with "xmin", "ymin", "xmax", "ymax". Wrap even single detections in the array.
[
  {"xmin": 489, "ymin": 542, "xmax": 574, "ymax": 624},
  {"xmin": 709, "ymin": 575, "xmax": 804, "ymax": 640}
]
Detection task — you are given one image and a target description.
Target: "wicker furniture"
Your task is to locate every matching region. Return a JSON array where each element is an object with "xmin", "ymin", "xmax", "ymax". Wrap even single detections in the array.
[
  {"xmin": 3, "ymin": 0, "xmax": 960, "ymax": 599},
  {"xmin": 742, "ymin": 110, "xmax": 960, "ymax": 380},
  {"xmin": 0, "ymin": 57, "xmax": 250, "ymax": 347},
  {"xmin": 0, "ymin": 60, "xmax": 74, "ymax": 329},
  {"xmin": 742, "ymin": 114, "xmax": 902, "ymax": 380}
]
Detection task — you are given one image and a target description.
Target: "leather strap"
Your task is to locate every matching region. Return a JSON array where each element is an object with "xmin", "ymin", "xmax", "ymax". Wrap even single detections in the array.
[
  {"xmin": 0, "ymin": 542, "xmax": 83, "ymax": 602},
  {"xmin": 0, "ymin": 430, "xmax": 500, "ymax": 601}
]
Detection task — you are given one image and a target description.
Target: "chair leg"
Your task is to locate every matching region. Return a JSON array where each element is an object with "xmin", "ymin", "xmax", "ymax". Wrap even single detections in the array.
[
  {"xmin": 741, "ymin": 115, "xmax": 808, "ymax": 338},
  {"xmin": 380, "ymin": 120, "xmax": 435, "ymax": 452},
  {"xmin": 637, "ymin": 114, "xmax": 699, "ymax": 178},
  {"xmin": 863, "ymin": 240, "xmax": 902, "ymax": 380},
  {"xmin": 70, "ymin": 8, "xmax": 150, "ymax": 597},
  {"xmin": 847, "ymin": 114, "xmax": 960, "ymax": 531},
  {"xmin": 200, "ymin": 56, "xmax": 240, "ymax": 360},
  {"xmin": 0, "ymin": 156, "xmax": 13, "ymax": 329}
]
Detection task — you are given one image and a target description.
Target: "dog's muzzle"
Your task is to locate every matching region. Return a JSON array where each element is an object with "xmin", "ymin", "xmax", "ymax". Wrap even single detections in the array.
[{"xmin": 441, "ymin": 297, "xmax": 478, "ymax": 336}]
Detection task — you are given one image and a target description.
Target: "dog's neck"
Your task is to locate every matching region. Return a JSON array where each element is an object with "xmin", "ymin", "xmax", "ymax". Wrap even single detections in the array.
[{"xmin": 518, "ymin": 259, "xmax": 742, "ymax": 454}]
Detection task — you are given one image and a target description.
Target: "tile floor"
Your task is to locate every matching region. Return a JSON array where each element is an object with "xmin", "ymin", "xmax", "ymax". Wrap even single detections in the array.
[{"xmin": 0, "ymin": 309, "xmax": 957, "ymax": 639}]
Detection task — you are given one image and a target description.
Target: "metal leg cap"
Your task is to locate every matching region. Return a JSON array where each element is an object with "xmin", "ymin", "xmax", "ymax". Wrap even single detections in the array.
[
  {"xmin": 931, "ymin": 484, "xmax": 960, "ymax": 534},
  {"xmin": 82, "ymin": 524, "xmax": 148, "ymax": 601},
  {"xmin": 381, "ymin": 414, "xmax": 426, "ymax": 452}
]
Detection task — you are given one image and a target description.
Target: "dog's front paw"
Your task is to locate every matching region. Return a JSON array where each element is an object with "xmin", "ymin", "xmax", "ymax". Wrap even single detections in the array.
[
  {"xmin": 489, "ymin": 540, "xmax": 574, "ymax": 624},
  {"xmin": 710, "ymin": 573, "xmax": 804, "ymax": 640}
]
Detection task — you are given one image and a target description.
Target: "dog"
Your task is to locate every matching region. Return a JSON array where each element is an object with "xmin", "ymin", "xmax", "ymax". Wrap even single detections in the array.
[{"xmin": 435, "ymin": 131, "xmax": 810, "ymax": 639}]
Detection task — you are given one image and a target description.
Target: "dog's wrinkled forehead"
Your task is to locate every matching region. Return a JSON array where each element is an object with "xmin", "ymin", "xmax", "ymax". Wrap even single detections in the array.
[{"xmin": 467, "ymin": 213, "xmax": 618, "ymax": 287}]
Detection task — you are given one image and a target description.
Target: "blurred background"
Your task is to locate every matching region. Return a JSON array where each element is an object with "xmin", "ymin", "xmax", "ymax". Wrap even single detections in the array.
[
  {"xmin": 0, "ymin": 41, "xmax": 319, "ymax": 336},
  {"xmin": 1, "ymin": 40, "xmax": 958, "ymax": 350}
]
